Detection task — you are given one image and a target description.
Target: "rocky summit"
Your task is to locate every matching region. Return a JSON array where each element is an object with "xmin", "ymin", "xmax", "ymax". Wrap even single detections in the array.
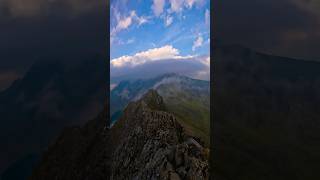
[
  {"xmin": 30, "ymin": 90, "xmax": 209, "ymax": 180},
  {"xmin": 110, "ymin": 89, "xmax": 209, "ymax": 180}
]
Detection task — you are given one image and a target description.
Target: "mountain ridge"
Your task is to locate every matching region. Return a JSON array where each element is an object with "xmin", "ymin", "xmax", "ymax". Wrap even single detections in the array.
[
  {"xmin": 30, "ymin": 90, "xmax": 209, "ymax": 180},
  {"xmin": 110, "ymin": 73, "xmax": 210, "ymax": 145}
]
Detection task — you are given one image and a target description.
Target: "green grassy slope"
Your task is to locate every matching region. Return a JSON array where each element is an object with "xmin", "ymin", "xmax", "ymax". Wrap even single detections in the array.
[{"xmin": 157, "ymin": 84, "xmax": 210, "ymax": 146}]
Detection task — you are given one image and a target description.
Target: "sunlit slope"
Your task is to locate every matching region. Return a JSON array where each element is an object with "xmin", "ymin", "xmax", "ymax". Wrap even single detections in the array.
[{"xmin": 110, "ymin": 73, "xmax": 210, "ymax": 145}]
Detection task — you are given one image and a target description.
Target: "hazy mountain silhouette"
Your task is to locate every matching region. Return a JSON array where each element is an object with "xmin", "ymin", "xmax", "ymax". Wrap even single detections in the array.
[
  {"xmin": 213, "ymin": 45, "xmax": 320, "ymax": 180},
  {"xmin": 0, "ymin": 55, "xmax": 107, "ymax": 179}
]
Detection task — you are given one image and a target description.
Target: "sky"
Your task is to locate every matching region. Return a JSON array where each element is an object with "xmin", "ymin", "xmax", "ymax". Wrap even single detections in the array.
[
  {"xmin": 110, "ymin": 0, "xmax": 210, "ymax": 82},
  {"xmin": 214, "ymin": 0, "xmax": 320, "ymax": 61}
]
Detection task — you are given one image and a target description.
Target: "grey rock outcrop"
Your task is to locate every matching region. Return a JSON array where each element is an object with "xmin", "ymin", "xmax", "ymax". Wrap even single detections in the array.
[{"xmin": 110, "ymin": 90, "xmax": 209, "ymax": 180}]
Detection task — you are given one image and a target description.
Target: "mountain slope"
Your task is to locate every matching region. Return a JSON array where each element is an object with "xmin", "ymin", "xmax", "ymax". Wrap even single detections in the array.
[
  {"xmin": 0, "ymin": 55, "xmax": 107, "ymax": 177},
  {"xmin": 213, "ymin": 45, "xmax": 320, "ymax": 180},
  {"xmin": 111, "ymin": 74, "xmax": 210, "ymax": 145},
  {"xmin": 30, "ymin": 90, "xmax": 209, "ymax": 180}
]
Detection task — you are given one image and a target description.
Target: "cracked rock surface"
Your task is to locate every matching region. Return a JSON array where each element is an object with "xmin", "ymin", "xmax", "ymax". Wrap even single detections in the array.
[{"xmin": 110, "ymin": 90, "xmax": 209, "ymax": 180}]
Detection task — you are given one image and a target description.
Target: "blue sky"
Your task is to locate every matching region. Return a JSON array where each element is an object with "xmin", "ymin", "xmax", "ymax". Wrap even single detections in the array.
[
  {"xmin": 111, "ymin": 0, "xmax": 210, "ymax": 59},
  {"xmin": 110, "ymin": 0, "xmax": 210, "ymax": 82}
]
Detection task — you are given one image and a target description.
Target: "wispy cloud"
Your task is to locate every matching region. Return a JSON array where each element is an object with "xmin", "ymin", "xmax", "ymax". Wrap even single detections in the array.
[
  {"xmin": 112, "ymin": 11, "xmax": 149, "ymax": 35},
  {"xmin": 162, "ymin": 0, "xmax": 207, "ymax": 28},
  {"xmin": 169, "ymin": 0, "xmax": 184, "ymax": 13},
  {"xmin": 185, "ymin": 0, "xmax": 196, "ymax": 8},
  {"xmin": 159, "ymin": 23, "xmax": 186, "ymax": 45},
  {"xmin": 168, "ymin": 0, "xmax": 206, "ymax": 13},
  {"xmin": 205, "ymin": 9, "xmax": 210, "ymax": 26},
  {"xmin": 127, "ymin": 38, "xmax": 135, "ymax": 44},
  {"xmin": 165, "ymin": 15, "xmax": 174, "ymax": 26},
  {"xmin": 137, "ymin": 16, "xmax": 150, "ymax": 26},
  {"xmin": 152, "ymin": 0, "xmax": 166, "ymax": 16},
  {"xmin": 192, "ymin": 35, "xmax": 204, "ymax": 51},
  {"xmin": 112, "ymin": 11, "xmax": 136, "ymax": 35},
  {"xmin": 114, "ymin": 37, "xmax": 136, "ymax": 46},
  {"xmin": 111, "ymin": 10, "xmax": 150, "ymax": 45}
]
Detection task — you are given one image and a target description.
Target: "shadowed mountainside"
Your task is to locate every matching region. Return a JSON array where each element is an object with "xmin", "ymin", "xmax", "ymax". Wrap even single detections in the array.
[{"xmin": 213, "ymin": 45, "xmax": 320, "ymax": 180}]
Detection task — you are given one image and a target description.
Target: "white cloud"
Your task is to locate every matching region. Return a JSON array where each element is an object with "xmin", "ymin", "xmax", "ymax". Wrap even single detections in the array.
[
  {"xmin": 152, "ymin": 0, "xmax": 207, "ymax": 27},
  {"xmin": 205, "ymin": 9, "xmax": 210, "ymax": 26},
  {"xmin": 186, "ymin": 0, "xmax": 206, "ymax": 8},
  {"xmin": 111, "ymin": 10, "xmax": 150, "ymax": 43},
  {"xmin": 185, "ymin": 0, "xmax": 196, "ymax": 8},
  {"xmin": 111, "ymin": 10, "xmax": 136, "ymax": 36},
  {"xmin": 192, "ymin": 35, "xmax": 204, "ymax": 51},
  {"xmin": 137, "ymin": 16, "xmax": 149, "ymax": 25},
  {"xmin": 111, "ymin": 45, "xmax": 182, "ymax": 68},
  {"xmin": 127, "ymin": 38, "xmax": 135, "ymax": 44},
  {"xmin": 165, "ymin": 15, "xmax": 174, "ymax": 26},
  {"xmin": 167, "ymin": 0, "xmax": 206, "ymax": 12},
  {"xmin": 118, "ymin": 11, "xmax": 135, "ymax": 30},
  {"xmin": 169, "ymin": 0, "xmax": 184, "ymax": 13},
  {"xmin": 111, "ymin": 46, "xmax": 210, "ymax": 81},
  {"xmin": 152, "ymin": 0, "xmax": 166, "ymax": 16},
  {"xmin": 114, "ymin": 37, "xmax": 136, "ymax": 45}
]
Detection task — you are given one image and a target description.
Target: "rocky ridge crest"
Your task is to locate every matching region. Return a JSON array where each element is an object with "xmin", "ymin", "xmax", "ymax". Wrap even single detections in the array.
[{"xmin": 110, "ymin": 90, "xmax": 209, "ymax": 180}]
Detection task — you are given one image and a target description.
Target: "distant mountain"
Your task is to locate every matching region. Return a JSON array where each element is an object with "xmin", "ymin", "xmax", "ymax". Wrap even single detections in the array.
[
  {"xmin": 111, "ymin": 73, "xmax": 210, "ymax": 145},
  {"xmin": 213, "ymin": 45, "xmax": 320, "ymax": 180},
  {"xmin": 0, "ymin": 55, "xmax": 107, "ymax": 178},
  {"xmin": 30, "ymin": 90, "xmax": 209, "ymax": 180}
]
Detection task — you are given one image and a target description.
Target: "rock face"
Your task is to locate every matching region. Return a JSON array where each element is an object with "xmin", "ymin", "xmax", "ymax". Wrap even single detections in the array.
[
  {"xmin": 30, "ymin": 90, "xmax": 209, "ymax": 180},
  {"xmin": 110, "ymin": 90, "xmax": 209, "ymax": 180}
]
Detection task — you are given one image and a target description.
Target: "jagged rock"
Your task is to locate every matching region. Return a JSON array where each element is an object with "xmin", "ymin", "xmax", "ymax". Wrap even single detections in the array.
[
  {"xmin": 110, "ymin": 90, "xmax": 209, "ymax": 180},
  {"xmin": 170, "ymin": 172, "xmax": 181, "ymax": 180}
]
